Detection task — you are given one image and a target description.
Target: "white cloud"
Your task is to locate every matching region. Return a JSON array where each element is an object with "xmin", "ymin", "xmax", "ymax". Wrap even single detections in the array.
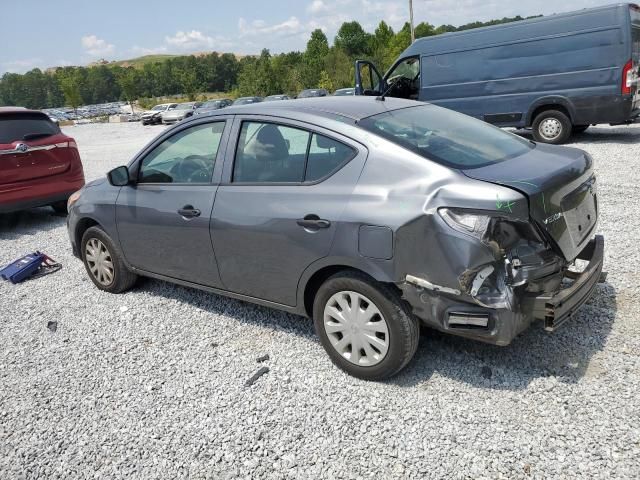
[
  {"xmin": 81, "ymin": 35, "xmax": 115, "ymax": 57},
  {"xmin": 163, "ymin": 30, "xmax": 234, "ymax": 51},
  {"xmin": 238, "ymin": 16, "xmax": 307, "ymax": 38},
  {"xmin": 130, "ymin": 45, "xmax": 169, "ymax": 56},
  {"xmin": 308, "ymin": 0, "xmax": 329, "ymax": 14}
]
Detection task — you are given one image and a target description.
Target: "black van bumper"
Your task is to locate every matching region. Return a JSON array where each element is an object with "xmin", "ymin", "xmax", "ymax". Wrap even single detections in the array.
[{"xmin": 572, "ymin": 95, "xmax": 639, "ymax": 126}]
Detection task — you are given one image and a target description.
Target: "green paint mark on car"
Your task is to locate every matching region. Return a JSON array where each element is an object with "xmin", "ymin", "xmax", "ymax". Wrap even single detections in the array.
[{"xmin": 495, "ymin": 194, "xmax": 516, "ymax": 213}]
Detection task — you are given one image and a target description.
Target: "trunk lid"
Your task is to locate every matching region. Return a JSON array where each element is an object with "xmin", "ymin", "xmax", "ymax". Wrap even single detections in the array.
[
  {"xmin": 0, "ymin": 111, "xmax": 73, "ymax": 185},
  {"xmin": 462, "ymin": 143, "xmax": 597, "ymax": 261},
  {"xmin": 0, "ymin": 133, "xmax": 74, "ymax": 184}
]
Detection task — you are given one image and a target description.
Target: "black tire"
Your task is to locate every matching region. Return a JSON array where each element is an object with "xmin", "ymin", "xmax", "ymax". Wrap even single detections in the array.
[
  {"xmin": 572, "ymin": 125, "xmax": 590, "ymax": 134},
  {"xmin": 81, "ymin": 226, "xmax": 137, "ymax": 293},
  {"xmin": 532, "ymin": 109, "xmax": 572, "ymax": 144},
  {"xmin": 141, "ymin": 121, "xmax": 148, "ymax": 126},
  {"xmin": 50, "ymin": 200, "xmax": 68, "ymax": 214},
  {"xmin": 313, "ymin": 271, "xmax": 419, "ymax": 380}
]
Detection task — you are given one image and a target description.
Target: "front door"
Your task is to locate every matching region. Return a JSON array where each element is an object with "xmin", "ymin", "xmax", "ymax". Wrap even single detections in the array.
[
  {"xmin": 212, "ymin": 117, "xmax": 363, "ymax": 306},
  {"xmin": 116, "ymin": 120, "xmax": 228, "ymax": 286}
]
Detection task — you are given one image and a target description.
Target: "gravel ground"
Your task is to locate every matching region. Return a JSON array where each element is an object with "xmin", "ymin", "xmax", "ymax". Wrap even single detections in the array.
[{"xmin": 1, "ymin": 121, "xmax": 639, "ymax": 479}]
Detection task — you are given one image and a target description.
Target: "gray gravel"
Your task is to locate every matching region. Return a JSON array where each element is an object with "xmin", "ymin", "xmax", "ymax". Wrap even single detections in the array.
[{"xmin": 1, "ymin": 122, "xmax": 639, "ymax": 479}]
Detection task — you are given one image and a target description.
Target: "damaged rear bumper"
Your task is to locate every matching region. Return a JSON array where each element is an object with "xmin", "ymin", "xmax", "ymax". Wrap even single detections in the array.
[
  {"xmin": 522, "ymin": 234, "xmax": 604, "ymax": 332},
  {"xmin": 400, "ymin": 235, "xmax": 604, "ymax": 346}
]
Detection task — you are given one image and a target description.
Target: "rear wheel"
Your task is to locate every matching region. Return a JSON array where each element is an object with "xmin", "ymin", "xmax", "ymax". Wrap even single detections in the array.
[
  {"xmin": 81, "ymin": 226, "xmax": 137, "ymax": 293},
  {"xmin": 532, "ymin": 109, "xmax": 572, "ymax": 144},
  {"xmin": 313, "ymin": 271, "xmax": 419, "ymax": 380}
]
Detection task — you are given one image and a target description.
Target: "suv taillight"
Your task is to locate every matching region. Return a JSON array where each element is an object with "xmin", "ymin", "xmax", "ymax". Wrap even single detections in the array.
[{"xmin": 622, "ymin": 60, "xmax": 636, "ymax": 95}]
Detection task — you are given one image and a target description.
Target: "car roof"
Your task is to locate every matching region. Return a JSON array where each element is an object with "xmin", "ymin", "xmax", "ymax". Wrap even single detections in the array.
[{"xmin": 198, "ymin": 96, "xmax": 421, "ymax": 121}]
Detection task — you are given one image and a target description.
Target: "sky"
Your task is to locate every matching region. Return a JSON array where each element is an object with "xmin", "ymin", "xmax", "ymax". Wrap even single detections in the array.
[{"xmin": 0, "ymin": 0, "xmax": 617, "ymax": 74}]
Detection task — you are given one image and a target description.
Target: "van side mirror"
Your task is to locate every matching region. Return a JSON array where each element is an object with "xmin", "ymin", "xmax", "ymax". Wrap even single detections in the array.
[{"xmin": 107, "ymin": 166, "xmax": 130, "ymax": 186}]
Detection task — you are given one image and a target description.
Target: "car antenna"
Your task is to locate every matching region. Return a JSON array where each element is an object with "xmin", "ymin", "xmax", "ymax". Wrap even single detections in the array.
[{"xmin": 375, "ymin": 82, "xmax": 395, "ymax": 102}]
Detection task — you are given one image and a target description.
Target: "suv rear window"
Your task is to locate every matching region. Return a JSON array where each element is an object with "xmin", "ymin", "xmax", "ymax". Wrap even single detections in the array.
[
  {"xmin": 0, "ymin": 113, "xmax": 60, "ymax": 144},
  {"xmin": 358, "ymin": 105, "xmax": 533, "ymax": 169}
]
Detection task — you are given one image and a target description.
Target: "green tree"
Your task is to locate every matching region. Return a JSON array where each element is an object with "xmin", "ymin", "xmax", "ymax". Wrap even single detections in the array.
[
  {"xmin": 60, "ymin": 76, "xmax": 83, "ymax": 110},
  {"xmin": 317, "ymin": 70, "xmax": 334, "ymax": 92},
  {"xmin": 334, "ymin": 21, "xmax": 372, "ymax": 57},
  {"xmin": 116, "ymin": 68, "xmax": 140, "ymax": 113}
]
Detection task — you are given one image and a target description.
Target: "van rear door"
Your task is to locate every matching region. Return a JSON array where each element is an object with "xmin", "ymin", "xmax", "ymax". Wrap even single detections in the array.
[{"xmin": 631, "ymin": 13, "xmax": 640, "ymax": 111}]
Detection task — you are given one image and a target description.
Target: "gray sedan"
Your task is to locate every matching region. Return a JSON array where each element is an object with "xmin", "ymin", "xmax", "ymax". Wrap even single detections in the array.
[{"xmin": 66, "ymin": 97, "xmax": 603, "ymax": 380}]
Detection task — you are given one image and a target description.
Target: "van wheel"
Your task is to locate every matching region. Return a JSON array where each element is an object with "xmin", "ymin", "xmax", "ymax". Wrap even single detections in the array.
[
  {"xmin": 572, "ymin": 125, "xmax": 590, "ymax": 134},
  {"xmin": 532, "ymin": 110, "xmax": 572, "ymax": 144},
  {"xmin": 81, "ymin": 226, "xmax": 137, "ymax": 293},
  {"xmin": 313, "ymin": 271, "xmax": 419, "ymax": 380}
]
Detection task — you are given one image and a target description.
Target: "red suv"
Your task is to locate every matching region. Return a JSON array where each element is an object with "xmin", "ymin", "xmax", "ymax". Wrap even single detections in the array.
[{"xmin": 0, "ymin": 107, "xmax": 85, "ymax": 214}]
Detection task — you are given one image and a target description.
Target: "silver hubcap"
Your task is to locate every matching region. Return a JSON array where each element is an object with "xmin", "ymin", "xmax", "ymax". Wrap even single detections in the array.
[
  {"xmin": 85, "ymin": 238, "xmax": 114, "ymax": 286},
  {"xmin": 539, "ymin": 118, "xmax": 562, "ymax": 140},
  {"xmin": 323, "ymin": 291, "xmax": 389, "ymax": 367}
]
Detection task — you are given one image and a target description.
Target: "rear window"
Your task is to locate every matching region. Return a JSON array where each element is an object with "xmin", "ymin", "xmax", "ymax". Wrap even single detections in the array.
[
  {"xmin": 358, "ymin": 105, "xmax": 533, "ymax": 169},
  {"xmin": 0, "ymin": 113, "xmax": 60, "ymax": 144}
]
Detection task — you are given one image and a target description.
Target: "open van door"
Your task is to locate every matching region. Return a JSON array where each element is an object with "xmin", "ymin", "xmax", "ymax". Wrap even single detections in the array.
[{"xmin": 354, "ymin": 60, "xmax": 385, "ymax": 96}]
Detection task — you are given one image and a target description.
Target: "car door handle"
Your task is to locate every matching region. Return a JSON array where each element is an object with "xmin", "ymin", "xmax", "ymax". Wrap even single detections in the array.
[
  {"xmin": 178, "ymin": 205, "xmax": 201, "ymax": 218},
  {"xmin": 297, "ymin": 216, "xmax": 331, "ymax": 229}
]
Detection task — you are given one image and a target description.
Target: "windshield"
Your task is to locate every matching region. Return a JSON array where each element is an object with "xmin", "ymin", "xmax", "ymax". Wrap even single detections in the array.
[
  {"xmin": 358, "ymin": 105, "xmax": 534, "ymax": 169},
  {"xmin": 152, "ymin": 105, "xmax": 165, "ymax": 111},
  {"xmin": 202, "ymin": 101, "xmax": 221, "ymax": 108},
  {"xmin": 0, "ymin": 114, "xmax": 60, "ymax": 144},
  {"xmin": 175, "ymin": 104, "xmax": 193, "ymax": 110}
]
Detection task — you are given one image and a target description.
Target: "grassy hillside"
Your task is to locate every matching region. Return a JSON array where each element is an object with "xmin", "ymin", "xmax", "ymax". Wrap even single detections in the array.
[{"xmin": 101, "ymin": 54, "xmax": 183, "ymax": 68}]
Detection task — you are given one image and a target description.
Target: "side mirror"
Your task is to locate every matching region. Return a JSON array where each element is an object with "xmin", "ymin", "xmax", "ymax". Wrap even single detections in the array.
[{"xmin": 107, "ymin": 165, "xmax": 130, "ymax": 186}]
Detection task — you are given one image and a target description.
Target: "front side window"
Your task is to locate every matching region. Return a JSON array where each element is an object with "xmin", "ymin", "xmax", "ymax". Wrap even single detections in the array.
[
  {"xmin": 138, "ymin": 122, "xmax": 225, "ymax": 183},
  {"xmin": 233, "ymin": 121, "xmax": 355, "ymax": 183},
  {"xmin": 385, "ymin": 56, "xmax": 420, "ymax": 100},
  {"xmin": 358, "ymin": 105, "xmax": 533, "ymax": 169}
]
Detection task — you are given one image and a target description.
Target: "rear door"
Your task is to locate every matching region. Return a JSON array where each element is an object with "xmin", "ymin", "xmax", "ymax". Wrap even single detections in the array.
[
  {"xmin": 211, "ymin": 116, "xmax": 365, "ymax": 306},
  {"xmin": 631, "ymin": 11, "xmax": 640, "ymax": 110},
  {"xmin": 116, "ymin": 118, "xmax": 230, "ymax": 287},
  {"xmin": 0, "ymin": 112, "xmax": 71, "ymax": 184}
]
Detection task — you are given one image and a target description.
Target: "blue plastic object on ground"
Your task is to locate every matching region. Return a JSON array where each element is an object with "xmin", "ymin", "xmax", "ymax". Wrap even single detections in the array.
[{"xmin": 0, "ymin": 252, "xmax": 61, "ymax": 284}]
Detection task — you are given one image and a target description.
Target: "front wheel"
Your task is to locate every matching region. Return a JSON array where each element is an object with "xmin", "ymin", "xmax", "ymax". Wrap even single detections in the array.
[
  {"xmin": 313, "ymin": 271, "xmax": 419, "ymax": 380},
  {"xmin": 532, "ymin": 110, "xmax": 572, "ymax": 144},
  {"xmin": 81, "ymin": 226, "xmax": 137, "ymax": 293}
]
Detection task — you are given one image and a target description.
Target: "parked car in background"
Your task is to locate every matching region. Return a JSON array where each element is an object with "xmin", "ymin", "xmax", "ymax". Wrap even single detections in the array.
[
  {"xmin": 264, "ymin": 94, "xmax": 291, "ymax": 101},
  {"xmin": 355, "ymin": 3, "xmax": 640, "ymax": 144},
  {"xmin": 195, "ymin": 99, "xmax": 233, "ymax": 114},
  {"xmin": 333, "ymin": 88, "xmax": 355, "ymax": 96},
  {"xmin": 297, "ymin": 89, "xmax": 328, "ymax": 98},
  {"xmin": 233, "ymin": 96, "xmax": 263, "ymax": 106},
  {"xmin": 161, "ymin": 102, "xmax": 201, "ymax": 125},
  {"xmin": 0, "ymin": 107, "xmax": 84, "ymax": 214},
  {"xmin": 141, "ymin": 103, "xmax": 177, "ymax": 126},
  {"xmin": 67, "ymin": 96, "xmax": 603, "ymax": 380}
]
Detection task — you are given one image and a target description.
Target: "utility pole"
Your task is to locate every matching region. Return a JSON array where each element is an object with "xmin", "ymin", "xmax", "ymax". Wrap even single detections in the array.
[{"xmin": 409, "ymin": 0, "xmax": 415, "ymax": 43}]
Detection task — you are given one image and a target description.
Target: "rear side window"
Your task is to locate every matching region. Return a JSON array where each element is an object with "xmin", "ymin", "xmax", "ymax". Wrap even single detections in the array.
[
  {"xmin": 0, "ymin": 113, "xmax": 60, "ymax": 143},
  {"xmin": 233, "ymin": 122, "xmax": 355, "ymax": 183},
  {"xmin": 358, "ymin": 105, "xmax": 533, "ymax": 169},
  {"xmin": 306, "ymin": 134, "xmax": 355, "ymax": 182}
]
